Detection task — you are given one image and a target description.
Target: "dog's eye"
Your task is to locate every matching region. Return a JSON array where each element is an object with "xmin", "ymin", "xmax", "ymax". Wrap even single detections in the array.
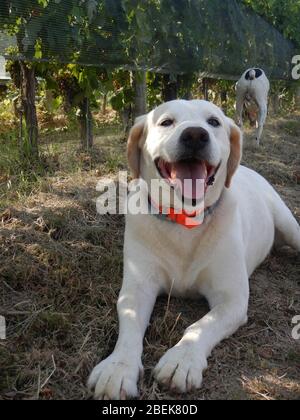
[
  {"xmin": 207, "ymin": 118, "xmax": 221, "ymax": 128},
  {"xmin": 160, "ymin": 119, "xmax": 174, "ymax": 127}
]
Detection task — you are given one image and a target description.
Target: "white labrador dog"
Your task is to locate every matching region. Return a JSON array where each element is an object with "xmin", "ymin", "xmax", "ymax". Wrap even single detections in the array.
[
  {"xmin": 236, "ymin": 68, "xmax": 270, "ymax": 145},
  {"xmin": 88, "ymin": 100, "xmax": 300, "ymax": 400}
]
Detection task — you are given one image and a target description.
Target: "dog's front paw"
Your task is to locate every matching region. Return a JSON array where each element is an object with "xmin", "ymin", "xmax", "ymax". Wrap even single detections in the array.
[
  {"xmin": 88, "ymin": 353, "xmax": 143, "ymax": 400},
  {"xmin": 154, "ymin": 345, "xmax": 208, "ymax": 393}
]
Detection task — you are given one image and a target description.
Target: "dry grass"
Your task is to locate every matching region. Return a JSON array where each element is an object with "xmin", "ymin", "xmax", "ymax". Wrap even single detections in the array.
[{"xmin": 0, "ymin": 113, "xmax": 299, "ymax": 400}]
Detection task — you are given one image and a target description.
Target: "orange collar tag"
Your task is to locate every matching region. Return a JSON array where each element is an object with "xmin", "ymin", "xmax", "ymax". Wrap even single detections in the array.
[
  {"xmin": 149, "ymin": 197, "xmax": 205, "ymax": 229},
  {"xmin": 165, "ymin": 207, "xmax": 204, "ymax": 229},
  {"xmin": 149, "ymin": 196, "xmax": 221, "ymax": 230}
]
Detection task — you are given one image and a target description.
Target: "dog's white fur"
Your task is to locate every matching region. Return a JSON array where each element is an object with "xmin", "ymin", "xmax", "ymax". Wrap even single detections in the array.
[
  {"xmin": 88, "ymin": 100, "xmax": 300, "ymax": 400},
  {"xmin": 236, "ymin": 68, "xmax": 270, "ymax": 144}
]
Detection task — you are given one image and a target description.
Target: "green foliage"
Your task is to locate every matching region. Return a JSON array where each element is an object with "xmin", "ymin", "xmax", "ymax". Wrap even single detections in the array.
[
  {"xmin": 147, "ymin": 72, "xmax": 163, "ymax": 108},
  {"xmin": 0, "ymin": 130, "xmax": 44, "ymax": 199},
  {"xmin": 0, "ymin": 0, "xmax": 297, "ymax": 79},
  {"xmin": 242, "ymin": 0, "xmax": 300, "ymax": 47},
  {"xmin": 0, "ymin": 0, "xmax": 299, "ymax": 142},
  {"xmin": 110, "ymin": 70, "xmax": 134, "ymax": 112}
]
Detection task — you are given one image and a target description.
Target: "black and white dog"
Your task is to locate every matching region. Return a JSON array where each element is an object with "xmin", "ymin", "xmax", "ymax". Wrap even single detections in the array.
[{"xmin": 236, "ymin": 68, "xmax": 270, "ymax": 145}]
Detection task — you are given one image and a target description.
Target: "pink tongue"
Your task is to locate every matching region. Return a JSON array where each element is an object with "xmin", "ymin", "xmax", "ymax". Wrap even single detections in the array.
[{"xmin": 171, "ymin": 161, "xmax": 207, "ymax": 200}]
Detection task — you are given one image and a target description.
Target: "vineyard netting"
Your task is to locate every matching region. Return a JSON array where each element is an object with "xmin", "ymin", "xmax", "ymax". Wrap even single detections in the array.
[{"xmin": 0, "ymin": 0, "xmax": 297, "ymax": 80}]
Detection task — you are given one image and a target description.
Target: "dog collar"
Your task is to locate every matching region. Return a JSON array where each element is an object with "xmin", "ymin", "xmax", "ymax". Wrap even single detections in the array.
[{"xmin": 149, "ymin": 196, "xmax": 221, "ymax": 230}]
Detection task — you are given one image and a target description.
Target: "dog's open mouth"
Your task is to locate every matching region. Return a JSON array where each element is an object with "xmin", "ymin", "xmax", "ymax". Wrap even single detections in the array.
[{"xmin": 155, "ymin": 158, "xmax": 220, "ymax": 201}]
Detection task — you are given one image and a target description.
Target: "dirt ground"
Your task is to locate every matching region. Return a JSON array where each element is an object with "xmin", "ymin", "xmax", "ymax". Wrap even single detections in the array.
[{"xmin": 0, "ymin": 114, "xmax": 299, "ymax": 400}]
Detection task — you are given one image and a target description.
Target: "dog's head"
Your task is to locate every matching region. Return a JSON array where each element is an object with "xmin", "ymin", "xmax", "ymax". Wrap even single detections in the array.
[{"xmin": 127, "ymin": 100, "xmax": 242, "ymax": 208}]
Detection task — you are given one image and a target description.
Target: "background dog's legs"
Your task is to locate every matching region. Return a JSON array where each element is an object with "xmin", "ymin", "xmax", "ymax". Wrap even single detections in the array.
[
  {"xmin": 88, "ymin": 272, "xmax": 159, "ymax": 400},
  {"xmin": 235, "ymin": 94, "xmax": 245, "ymax": 128},
  {"xmin": 154, "ymin": 260, "xmax": 249, "ymax": 393},
  {"xmin": 256, "ymin": 96, "xmax": 268, "ymax": 145}
]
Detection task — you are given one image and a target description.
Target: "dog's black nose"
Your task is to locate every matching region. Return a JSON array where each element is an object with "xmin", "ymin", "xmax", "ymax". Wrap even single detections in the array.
[{"xmin": 180, "ymin": 127, "xmax": 210, "ymax": 152}]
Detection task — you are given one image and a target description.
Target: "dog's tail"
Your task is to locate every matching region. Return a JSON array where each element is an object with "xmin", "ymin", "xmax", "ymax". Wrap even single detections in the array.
[{"xmin": 248, "ymin": 69, "xmax": 256, "ymax": 81}]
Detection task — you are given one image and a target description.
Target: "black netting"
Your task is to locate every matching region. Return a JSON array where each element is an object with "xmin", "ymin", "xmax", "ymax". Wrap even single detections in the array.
[{"xmin": 0, "ymin": 0, "xmax": 297, "ymax": 80}]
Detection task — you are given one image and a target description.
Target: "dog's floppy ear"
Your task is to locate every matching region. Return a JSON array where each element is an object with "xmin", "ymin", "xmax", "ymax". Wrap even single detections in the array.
[
  {"xmin": 225, "ymin": 119, "xmax": 243, "ymax": 188},
  {"xmin": 127, "ymin": 115, "xmax": 147, "ymax": 179}
]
